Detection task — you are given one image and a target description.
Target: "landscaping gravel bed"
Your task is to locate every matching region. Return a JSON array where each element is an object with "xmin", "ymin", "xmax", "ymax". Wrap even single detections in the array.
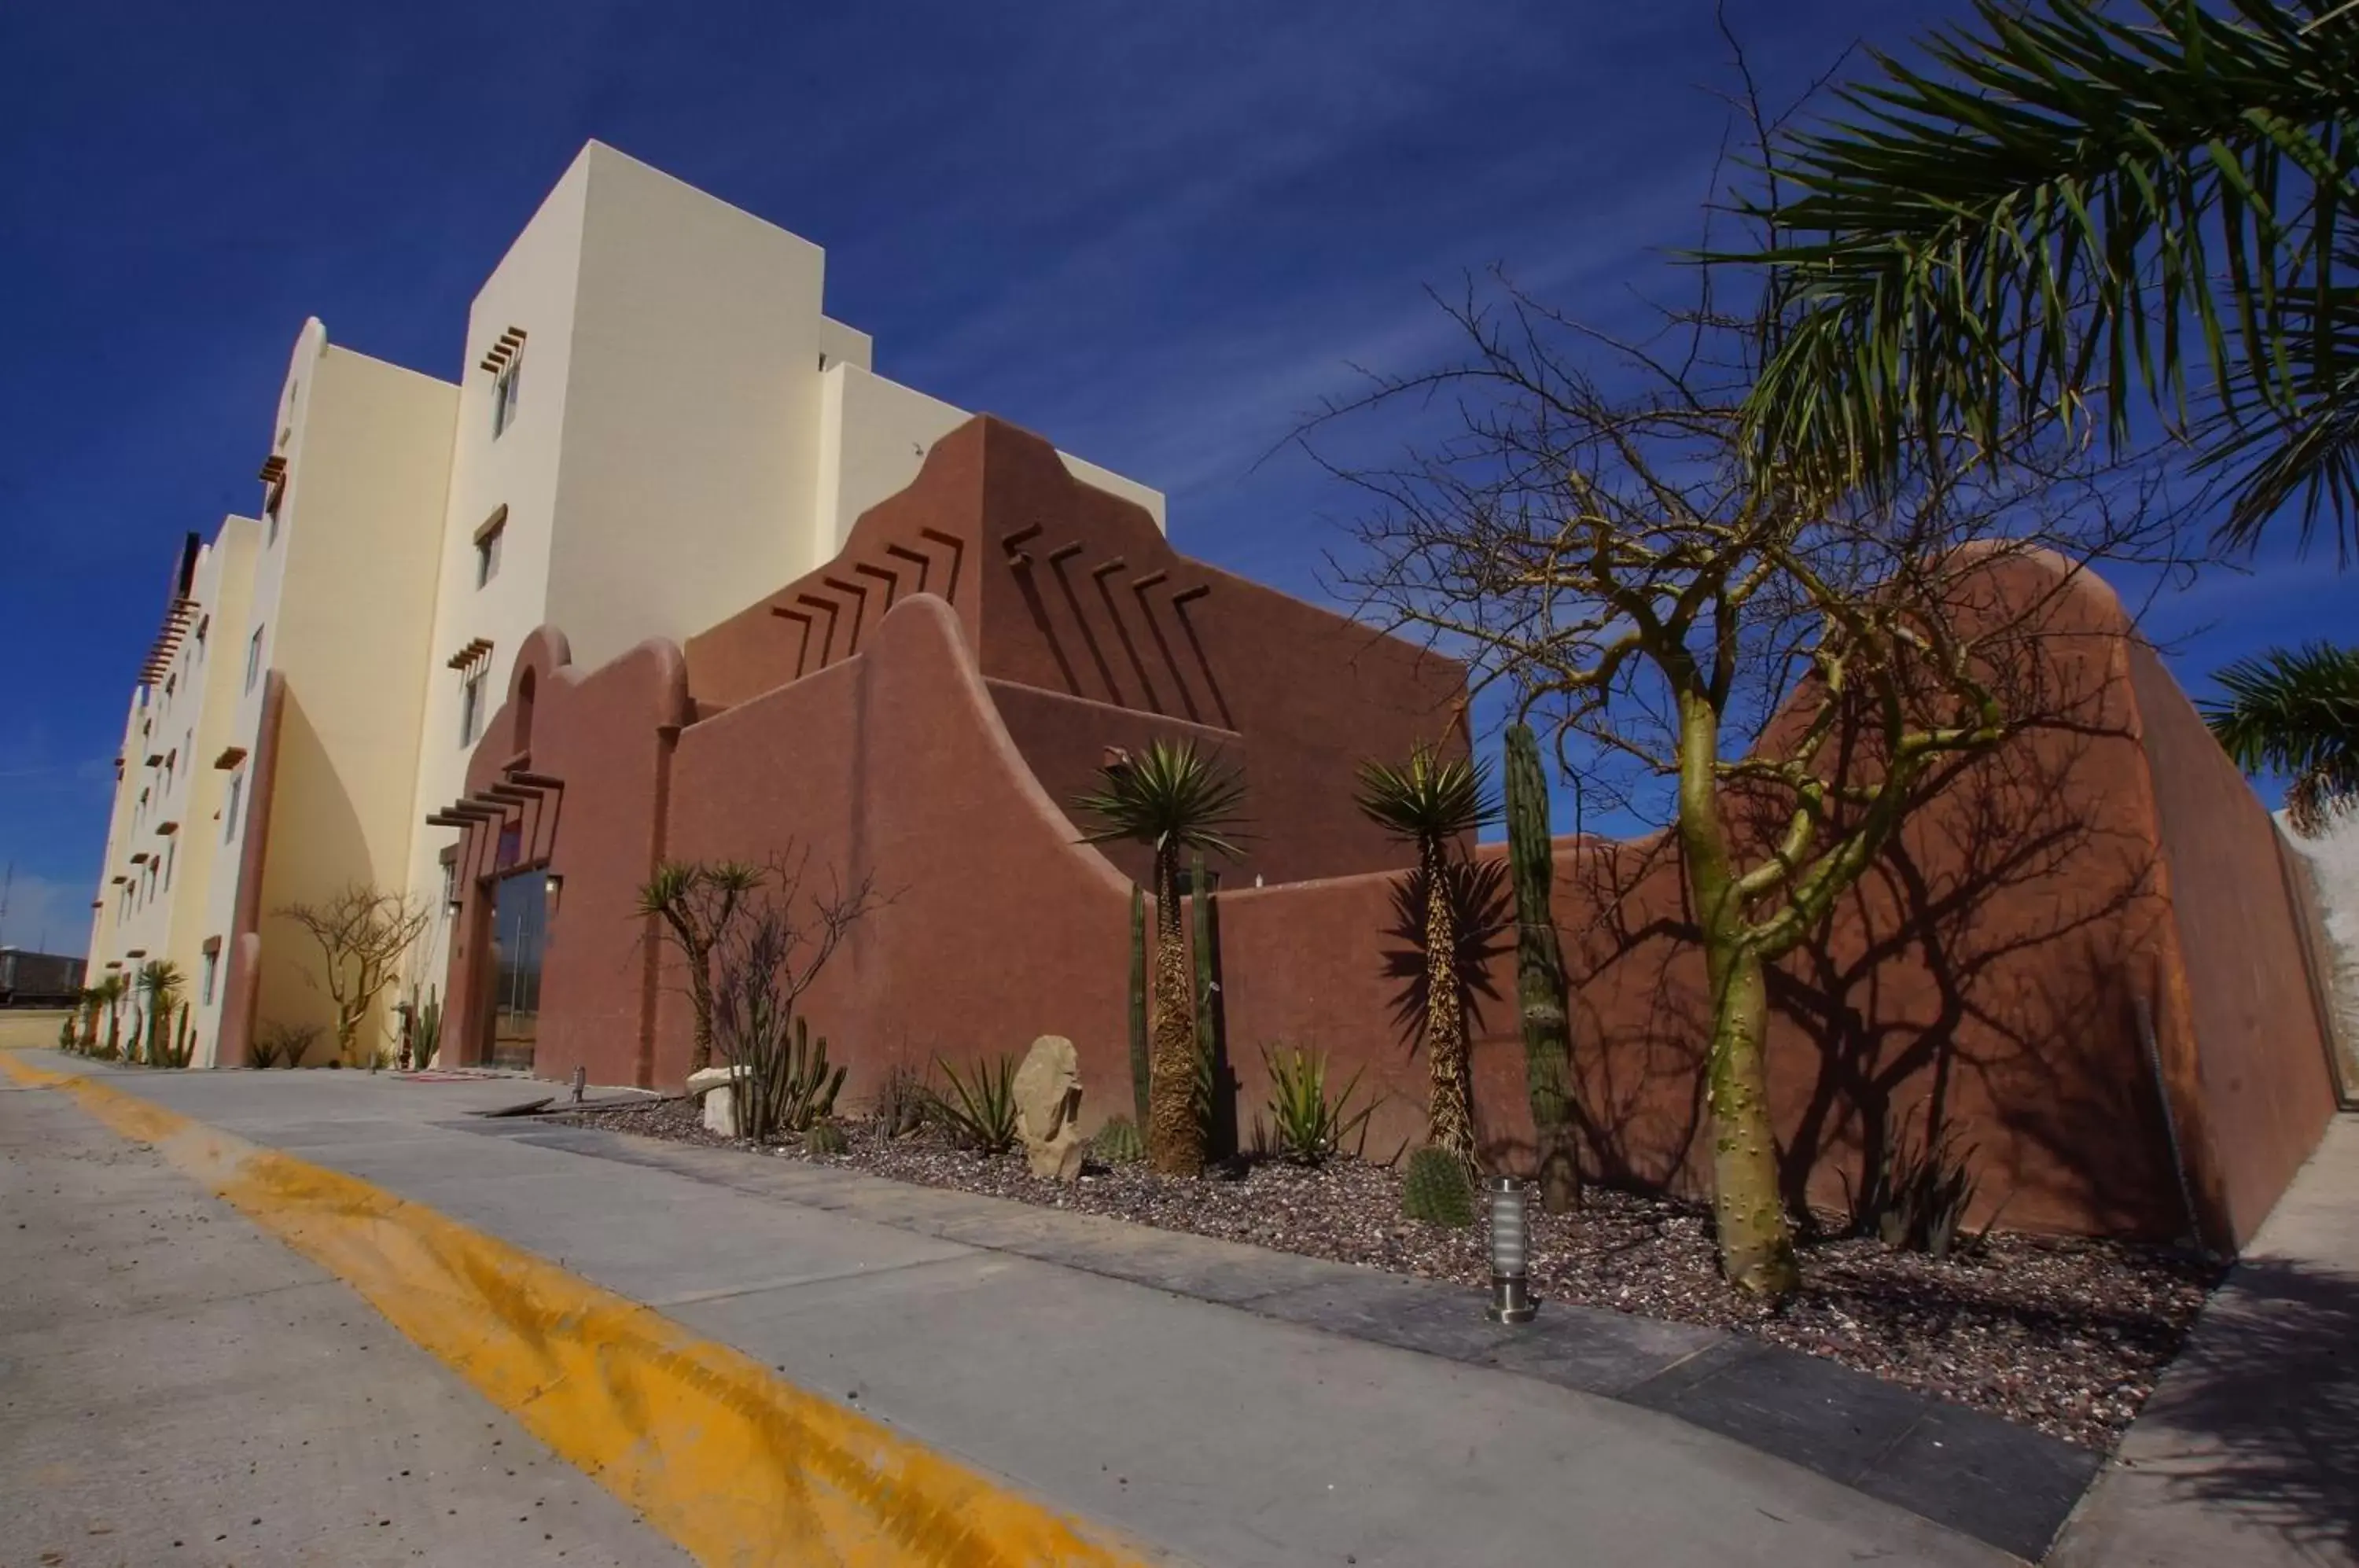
[{"xmin": 558, "ymin": 1096, "xmax": 2219, "ymax": 1452}]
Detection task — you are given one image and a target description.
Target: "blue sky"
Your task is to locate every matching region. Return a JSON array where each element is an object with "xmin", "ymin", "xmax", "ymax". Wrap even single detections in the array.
[{"xmin": 2, "ymin": 0, "xmax": 2348, "ymax": 955}]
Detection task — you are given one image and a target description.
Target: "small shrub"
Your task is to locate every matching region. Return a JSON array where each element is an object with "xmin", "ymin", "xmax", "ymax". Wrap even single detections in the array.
[
  {"xmin": 805, "ymin": 1121, "xmax": 851, "ymax": 1158},
  {"xmin": 1849, "ymin": 1111, "xmax": 1995, "ymax": 1260},
  {"xmin": 1093, "ymin": 1115, "xmax": 1146, "ymax": 1166},
  {"xmin": 251, "ymin": 1020, "xmax": 321, "ymax": 1070},
  {"xmin": 929, "ymin": 1055, "xmax": 1021, "ymax": 1155},
  {"xmin": 873, "ymin": 1062, "xmax": 928, "ymax": 1140},
  {"xmin": 57, "ymin": 1015, "xmax": 76, "ymax": 1050},
  {"xmin": 1257, "ymin": 1045, "xmax": 1376, "ymax": 1165},
  {"xmin": 1401, "ymin": 1147, "xmax": 1476, "ymax": 1228}
]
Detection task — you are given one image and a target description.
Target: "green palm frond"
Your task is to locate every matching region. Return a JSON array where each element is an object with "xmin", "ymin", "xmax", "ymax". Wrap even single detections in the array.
[
  {"xmin": 1728, "ymin": 0, "xmax": 2359, "ymax": 555},
  {"xmin": 1353, "ymin": 744, "xmax": 1499, "ymax": 845},
  {"xmin": 1071, "ymin": 739, "xmax": 1249, "ymax": 859},
  {"xmin": 2200, "ymin": 639, "xmax": 2359, "ymax": 834},
  {"xmin": 136, "ymin": 959, "xmax": 185, "ymax": 1003}
]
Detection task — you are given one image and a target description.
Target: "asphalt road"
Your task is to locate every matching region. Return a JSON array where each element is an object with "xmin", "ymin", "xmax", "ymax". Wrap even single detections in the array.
[{"xmin": 0, "ymin": 1065, "xmax": 690, "ymax": 1568}]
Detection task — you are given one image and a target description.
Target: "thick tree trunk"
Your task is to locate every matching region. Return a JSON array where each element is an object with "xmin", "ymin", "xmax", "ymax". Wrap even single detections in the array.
[
  {"xmin": 1422, "ymin": 841, "xmax": 1477, "ymax": 1160},
  {"xmin": 1676, "ymin": 691, "xmax": 1798, "ymax": 1299},
  {"xmin": 1147, "ymin": 857, "xmax": 1205, "ymax": 1175}
]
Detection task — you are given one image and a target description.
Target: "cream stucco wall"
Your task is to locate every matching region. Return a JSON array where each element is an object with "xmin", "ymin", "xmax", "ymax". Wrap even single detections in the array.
[
  {"xmin": 252, "ymin": 338, "xmax": 455, "ymax": 1057},
  {"xmin": 543, "ymin": 143, "xmax": 833, "ymax": 663},
  {"xmin": 92, "ymin": 140, "xmax": 1172, "ymax": 1072}
]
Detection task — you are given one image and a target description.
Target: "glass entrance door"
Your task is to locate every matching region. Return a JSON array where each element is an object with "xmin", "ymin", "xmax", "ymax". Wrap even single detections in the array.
[{"xmin": 488, "ymin": 871, "xmax": 546, "ymax": 1072}]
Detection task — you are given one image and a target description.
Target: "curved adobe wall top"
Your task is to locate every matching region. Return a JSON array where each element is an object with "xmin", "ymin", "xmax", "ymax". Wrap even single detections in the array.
[{"xmin": 685, "ymin": 414, "xmax": 1468, "ymax": 885}]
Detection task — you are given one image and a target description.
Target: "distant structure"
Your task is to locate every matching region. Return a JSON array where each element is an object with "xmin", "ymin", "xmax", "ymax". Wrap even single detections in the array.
[{"xmin": 0, "ymin": 948, "xmax": 84, "ymax": 1008}]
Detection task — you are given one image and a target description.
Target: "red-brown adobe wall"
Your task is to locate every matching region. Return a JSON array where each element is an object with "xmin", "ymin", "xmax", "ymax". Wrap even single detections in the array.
[
  {"xmin": 440, "ymin": 627, "xmax": 689, "ymax": 1088},
  {"xmin": 683, "ymin": 419, "xmax": 1466, "ymax": 887},
  {"xmin": 436, "ymin": 419, "xmax": 2335, "ymax": 1248},
  {"xmin": 660, "ymin": 594, "xmax": 1137, "ymax": 1097},
  {"xmin": 2125, "ymin": 641, "xmax": 2337, "ymax": 1246}
]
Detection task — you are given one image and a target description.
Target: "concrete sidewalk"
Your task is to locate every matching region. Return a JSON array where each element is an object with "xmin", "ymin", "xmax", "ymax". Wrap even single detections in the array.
[
  {"xmin": 2050, "ymin": 1115, "xmax": 2359, "ymax": 1567},
  {"xmin": 10, "ymin": 1054, "xmax": 2046, "ymax": 1566}
]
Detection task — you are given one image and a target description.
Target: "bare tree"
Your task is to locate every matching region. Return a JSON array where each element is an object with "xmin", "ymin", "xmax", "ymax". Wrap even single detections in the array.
[
  {"xmin": 706, "ymin": 846, "xmax": 885, "ymax": 1140},
  {"xmin": 637, "ymin": 861, "xmax": 764, "ymax": 1073},
  {"xmin": 1312, "ymin": 278, "xmax": 2184, "ymax": 1297},
  {"xmin": 276, "ymin": 885, "xmax": 432, "ymax": 1068}
]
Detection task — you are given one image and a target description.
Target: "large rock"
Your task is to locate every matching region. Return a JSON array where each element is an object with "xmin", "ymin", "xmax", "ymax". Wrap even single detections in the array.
[
  {"xmin": 686, "ymin": 1064, "xmax": 750, "ymax": 1136},
  {"xmin": 1012, "ymin": 1035, "xmax": 1087, "ymax": 1183}
]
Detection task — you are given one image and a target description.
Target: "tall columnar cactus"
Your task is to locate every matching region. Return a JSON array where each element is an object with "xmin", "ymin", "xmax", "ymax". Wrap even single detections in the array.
[
  {"xmin": 1190, "ymin": 849, "xmax": 1225, "ymax": 1152},
  {"xmin": 1127, "ymin": 885, "xmax": 1150, "ymax": 1127},
  {"xmin": 1504, "ymin": 723, "xmax": 1581, "ymax": 1213}
]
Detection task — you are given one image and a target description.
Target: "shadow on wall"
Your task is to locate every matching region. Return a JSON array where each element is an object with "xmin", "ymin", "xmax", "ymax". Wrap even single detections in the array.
[{"xmin": 252, "ymin": 689, "xmax": 382, "ymax": 1057}]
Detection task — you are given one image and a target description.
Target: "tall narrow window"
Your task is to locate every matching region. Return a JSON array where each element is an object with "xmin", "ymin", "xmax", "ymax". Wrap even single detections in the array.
[
  {"xmin": 474, "ymin": 507, "xmax": 507, "ymax": 588},
  {"xmin": 162, "ymin": 838, "xmax": 175, "ymax": 891},
  {"xmin": 224, "ymin": 770, "xmax": 244, "ymax": 843},
  {"xmin": 460, "ymin": 668, "xmax": 486, "ymax": 746},
  {"xmin": 201, "ymin": 944, "xmax": 219, "ymax": 1005},
  {"xmin": 245, "ymin": 626, "xmax": 264, "ymax": 693},
  {"xmin": 493, "ymin": 353, "xmax": 524, "ymax": 437}
]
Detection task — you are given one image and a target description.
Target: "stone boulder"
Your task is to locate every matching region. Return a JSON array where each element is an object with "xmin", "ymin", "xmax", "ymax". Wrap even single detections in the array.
[
  {"xmin": 686, "ymin": 1063, "xmax": 750, "ymax": 1136},
  {"xmin": 1012, "ymin": 1035, "xmax": 1087, "ymax": 1183}
]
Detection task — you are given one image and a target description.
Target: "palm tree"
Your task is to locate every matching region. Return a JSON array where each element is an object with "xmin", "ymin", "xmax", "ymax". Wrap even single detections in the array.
[
  {"xmin": 2202, "ymin": 641, "xmax": 2359, "ymax": 834},
  {"xmin": 1731, "ymin": 0, "xmax": 2358, "ymax": 555},
  {"xmin": 1354, "ymin": 743, "xmax": 1500, "ymax": 1161},
  {"xmin": 94, "ymin": 972, "xmax": 127, "ymax": 1058},
  {"xmin": 136, "ymin": 960, "xmax": 185, "ymax": 1067},
  {"xmin": 1072, "ymin": 740, "xmax": 1248, "ymax": 1176}
]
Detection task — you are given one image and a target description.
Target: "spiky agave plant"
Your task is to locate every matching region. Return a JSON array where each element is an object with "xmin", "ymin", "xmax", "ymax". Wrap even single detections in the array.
[
  {"xmin": 1071, "ymin": 739, "xmax": 1248, "ymax": 1176},
  {"xmin": 135, "ymin": 960, "xmax": 186, "ymax": 1067},
  {"xmin": 2203, "ymin": 642, "xmax": 2359, "ymax": 836},
  {"xmin": 1355, "ymin": 742, "xmax": 1498, "ymax": 1160}
]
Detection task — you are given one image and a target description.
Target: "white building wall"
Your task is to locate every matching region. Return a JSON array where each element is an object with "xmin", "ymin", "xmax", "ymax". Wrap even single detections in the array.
[{"xmin": 543, "ymin": 143, "xmax": 832, "ymax": 663}]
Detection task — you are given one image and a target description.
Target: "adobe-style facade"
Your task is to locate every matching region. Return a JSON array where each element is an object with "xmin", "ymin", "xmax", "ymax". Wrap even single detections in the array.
[
  {"xmin": 84, "ymin": 142, "xmax": 1171, "ymax": 1063},
  {"xmin": 84, "ymin": 142, "xmax": 2343, "ymax": 1257}
]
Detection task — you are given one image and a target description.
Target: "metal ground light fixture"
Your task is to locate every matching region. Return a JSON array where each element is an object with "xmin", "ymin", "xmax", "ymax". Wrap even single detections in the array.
[{"xmin": 1485, "ymin": 1176, "xmax": 1537, "ymax": 1323}]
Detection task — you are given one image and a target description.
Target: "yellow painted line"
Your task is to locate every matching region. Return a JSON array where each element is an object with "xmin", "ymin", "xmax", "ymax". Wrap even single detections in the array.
[{"xmin": 2, "ymin": 1054, "xmax": 1157, "ymax": 1568}]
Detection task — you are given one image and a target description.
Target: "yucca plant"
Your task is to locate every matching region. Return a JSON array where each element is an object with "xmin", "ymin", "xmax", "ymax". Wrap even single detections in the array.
[
  {"xmin": 1728, "ymin": 0, "xmax": 2359, "ymax": 556},
  {"xmin": 1072, "ymin": 739, "xmax": 1248, "ymax": 1176},
  {"xmin": 1355, "ymin": 743, "xmax": 1498, "ymax": 1160},
  {"xmin": 136, "ymin": 960, "xmax": 185, "ymax": 1068},
  {"xmin": 929, "ymin": 1055, "xmax": 1021, "ymax": 1155},
  {"xmin": 98, "ymin": 974, "xmax": 126, "ymax": 1060},
  {"xmin": 2202, "ymin": 642, "xmax": 2359, "ymax": 835},
  {"xmin": 635, "ymin": 860, "xmax": 764, "ymax": 1073},
  {"xmin": 1257, "ymin": 1046, "xmax": 1376, "ymax": 1166}
]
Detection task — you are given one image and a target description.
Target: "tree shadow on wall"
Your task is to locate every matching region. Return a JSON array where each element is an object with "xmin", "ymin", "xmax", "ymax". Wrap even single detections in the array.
[
  {"xmin": 1757, "ymin": 720, "xmax": 2180, "ymax": 1238},
  {"xmin": 1557, "ymin": 691, "xmax": 2184, "ymax": 1237},
  {"xmin": 1381, "ymin": 854, "xmax": 1515, "ymax": 1073}
]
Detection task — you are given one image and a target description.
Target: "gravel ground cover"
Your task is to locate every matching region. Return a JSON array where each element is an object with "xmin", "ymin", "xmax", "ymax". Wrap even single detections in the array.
[{"xmin": 558, "ymin": 1095, "xmax": 2219, "ymax": 1451}]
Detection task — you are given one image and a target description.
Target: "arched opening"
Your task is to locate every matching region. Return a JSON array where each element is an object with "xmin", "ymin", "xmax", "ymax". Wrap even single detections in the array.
[{"xmin": 513, "ymin": 667, "xmax": 536, "ymax": 753}]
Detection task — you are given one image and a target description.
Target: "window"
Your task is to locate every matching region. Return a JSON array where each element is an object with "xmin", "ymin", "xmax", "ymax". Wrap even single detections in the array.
[
  {"xmin": 194, "ymin": 616, "xmax": 208, "ymax": 662},
  {"xmin": 200, "ymin": 945, "xmax": 219, "ymax": 1005},
  {"xmin": 493, "ymin": 354, "xmax": 523, "ymax": 437},
  {"xmin": 245, "ymin": 626, "xmax": 264, "ymax": 693},
  {"xmin": 162, "ymin": 838, "xmax": 175, "ymax": 891},
  {"xmin": 224, "ymin": 770, "xmax": 244, "ymax": 843},
  {"xmin": 459, "ymin": 668, "xmax": 485, "ymax": 745},
  {"xmin": 474, "ymin": 508, "xmax": 506, "ymax": 588}
]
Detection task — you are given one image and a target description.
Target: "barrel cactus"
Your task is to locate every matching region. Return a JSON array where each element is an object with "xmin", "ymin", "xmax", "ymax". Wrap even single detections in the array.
[
  {"xmin": 1401, "ymin": 1147, "xmax": 1477, "ymax": 1228},
  {"xmin": 804, "ymin": 1121, "xmax": 851, "ymax": 1158},
  {"xmin": 1094, "ymin": 1115, "xmax": 1146, "ymax": 1166}
]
